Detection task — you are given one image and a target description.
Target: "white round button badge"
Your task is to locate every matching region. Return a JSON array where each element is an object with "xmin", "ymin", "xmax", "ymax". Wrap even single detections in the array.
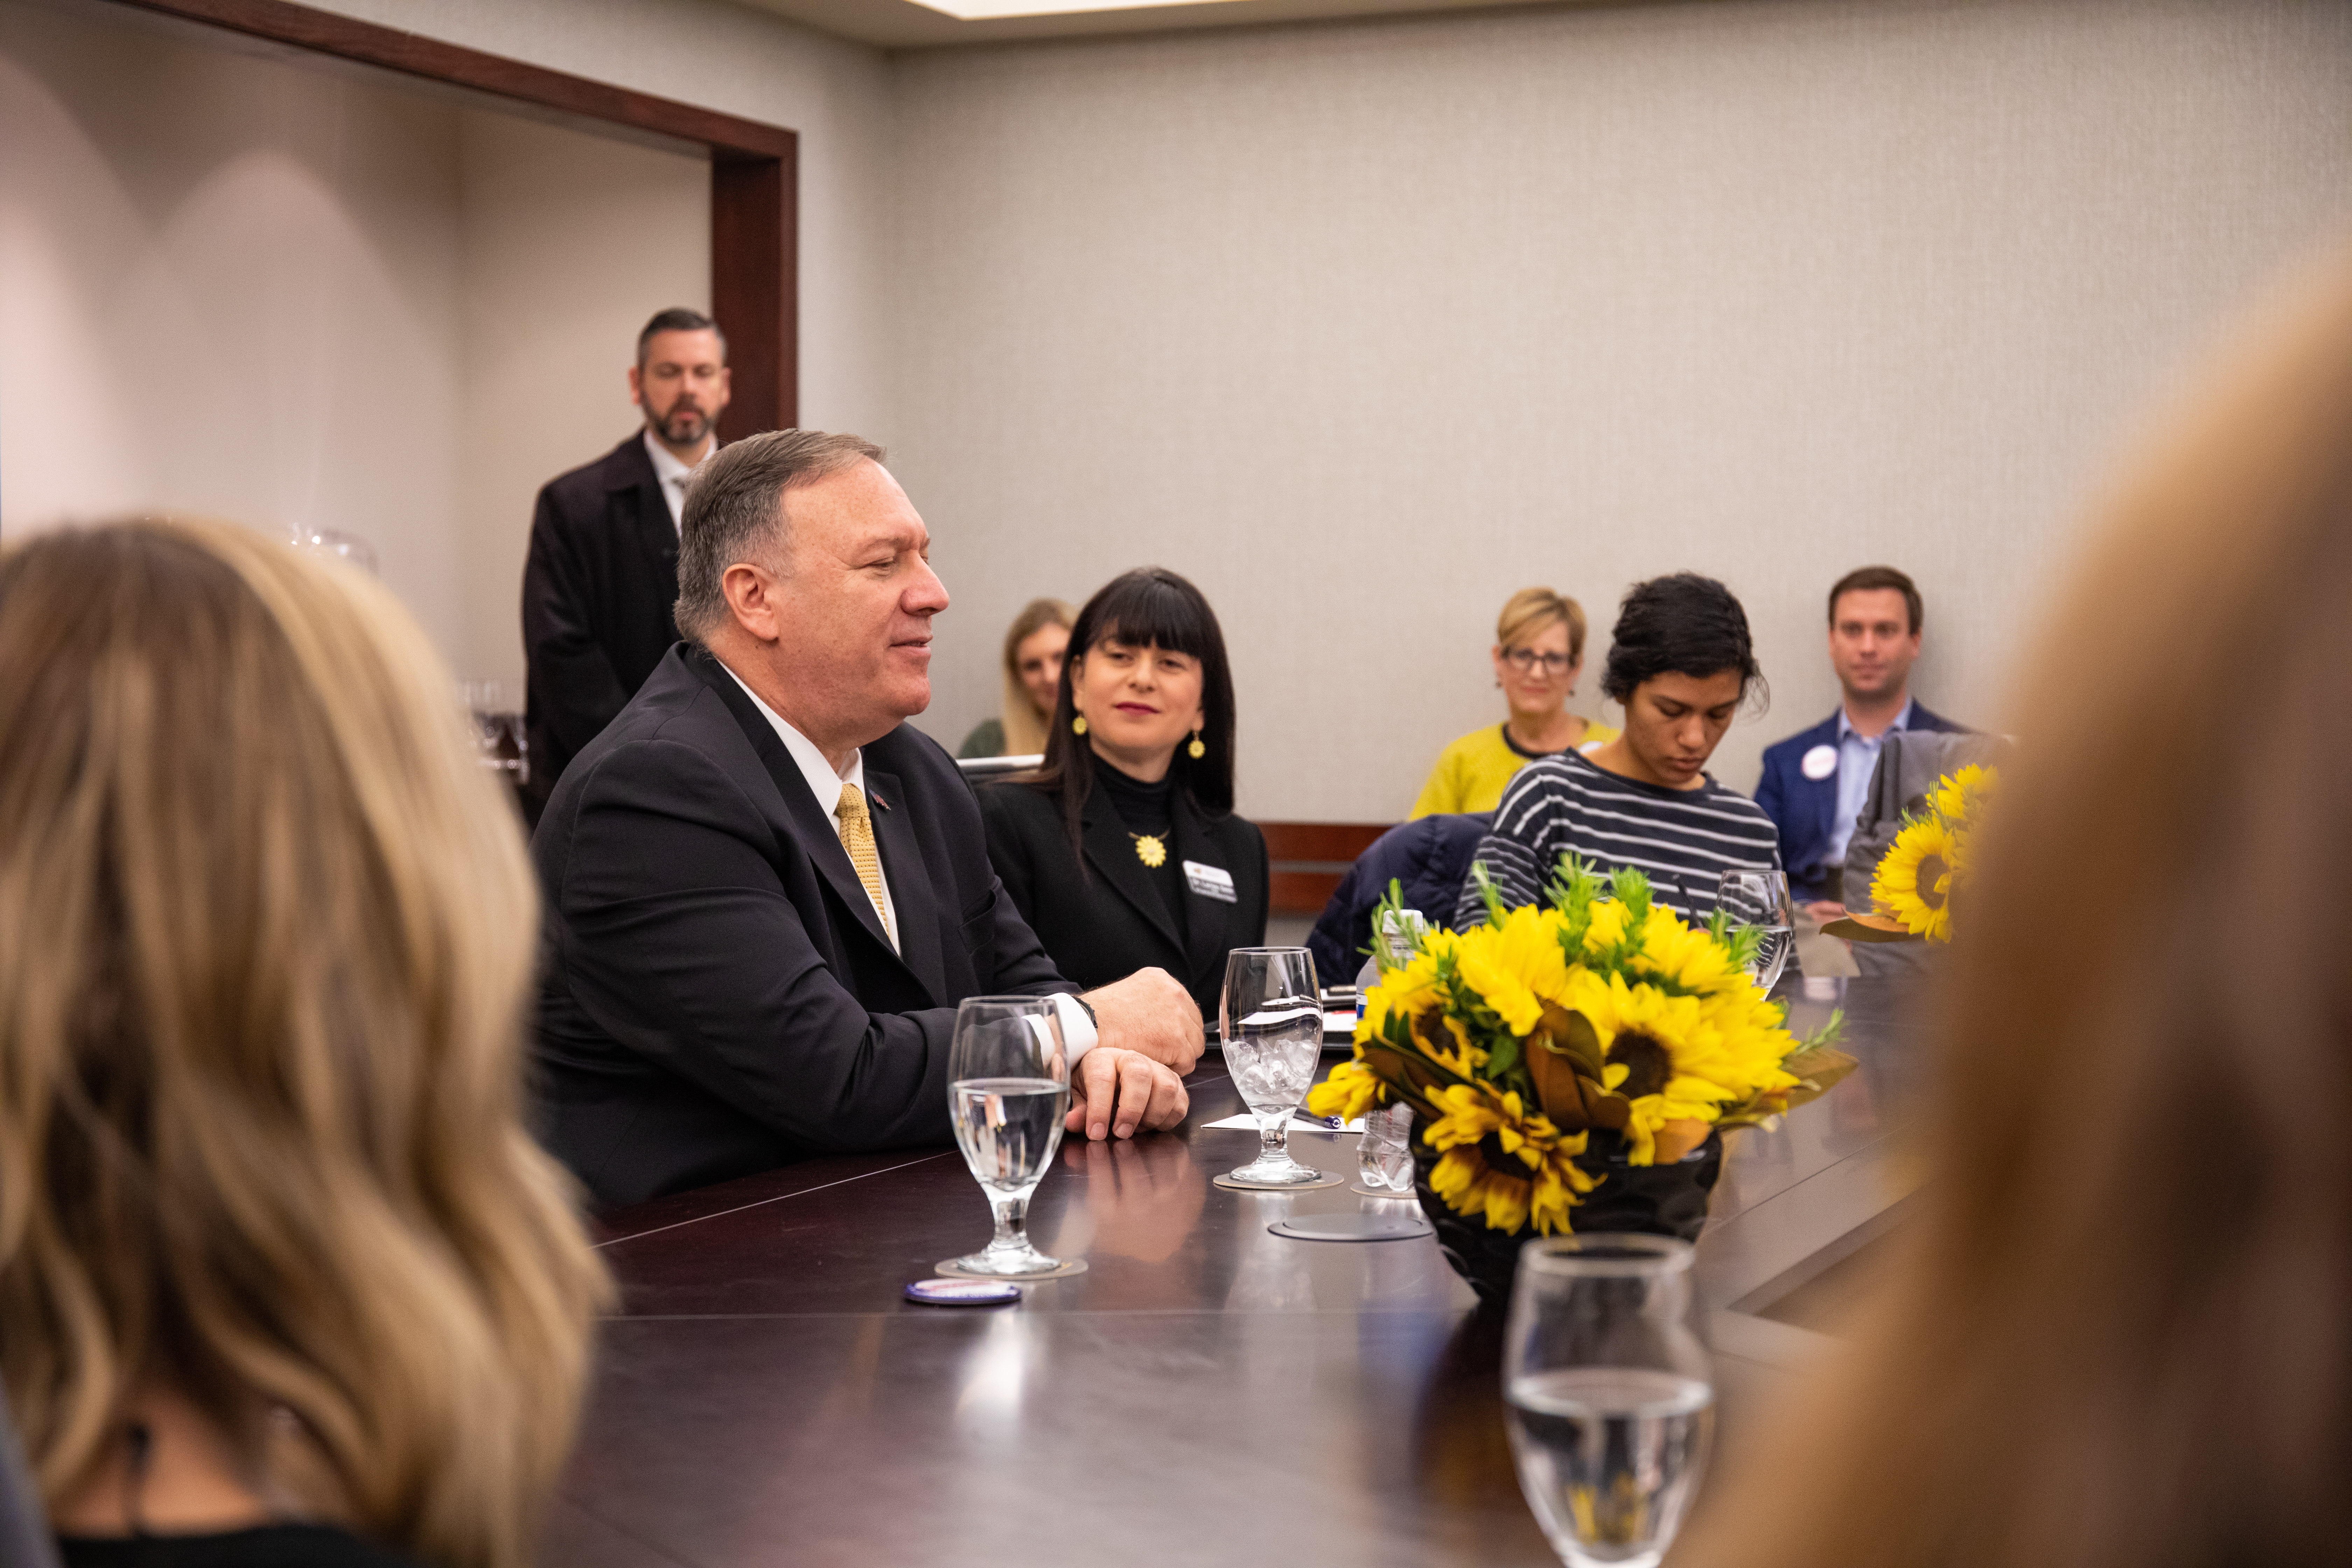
[{"xmin": 1800, "ymin": 744, "xmax": 1839, "ymax": 780}]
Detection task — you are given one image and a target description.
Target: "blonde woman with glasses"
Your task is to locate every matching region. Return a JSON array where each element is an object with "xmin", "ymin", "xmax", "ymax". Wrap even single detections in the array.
[
  {"xmin": 1409, "ymin": 586, "xmax": 1619, "ymax": 818},
  {"xmin": 0, "ymin": 521, "xmax": 608, "ymax": 1568}
]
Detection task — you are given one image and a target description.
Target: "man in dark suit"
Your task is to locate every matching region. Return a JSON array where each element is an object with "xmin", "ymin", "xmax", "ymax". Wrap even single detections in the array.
[
  {"xmin": 520, "ymin": 308, "xmax": 730, "ymax": 821},
  {"xmin": 1755, "ymin": 565, "xmax": 1967, "ymax": 916},
  {"xmin": 533, "ymin": 429, "xmax": 1202, "ymax": 1209}
]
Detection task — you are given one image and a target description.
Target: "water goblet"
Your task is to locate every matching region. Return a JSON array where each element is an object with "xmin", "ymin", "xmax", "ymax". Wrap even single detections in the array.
[
  {"xmin": 1219, "ymin": 946, "xmax": 1325, "ymax": 1186},
  {"xmin": 946, "ymin": 995, "xmax": 1071, "ymax": 1275},
  {"xmin": 1715, "ymin": 868, "xmax": 1795, "ymax": 993},
  {"xmin": 1504, "ymin": 1235, "xmax": 1716, "ymax": 1568}
]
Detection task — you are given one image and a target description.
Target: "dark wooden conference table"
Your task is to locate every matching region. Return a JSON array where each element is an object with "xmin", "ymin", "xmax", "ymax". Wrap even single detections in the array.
[{"xmin": 539, "ymin": 973, "xmax": 1926, "ymax": 1568}]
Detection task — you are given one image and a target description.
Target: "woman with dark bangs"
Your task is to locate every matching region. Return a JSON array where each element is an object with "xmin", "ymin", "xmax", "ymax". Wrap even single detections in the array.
[{"xmin": 979, "ymin": 568, "xmax": 1268, "ymax": 1021}]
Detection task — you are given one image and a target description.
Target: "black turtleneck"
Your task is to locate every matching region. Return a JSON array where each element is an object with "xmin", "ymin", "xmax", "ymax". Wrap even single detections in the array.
[{"xmin": 1093, "ymin": 758, "xmax": 1187, "ymax": 940}]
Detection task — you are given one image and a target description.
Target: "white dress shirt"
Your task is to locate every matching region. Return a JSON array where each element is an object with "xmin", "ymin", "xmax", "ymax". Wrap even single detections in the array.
[
  {"xmin": 643, "ymin": 430, "xmax": 710, "ymax": 532},
  {"xmin": 715, "ymin": 658, "xmax": 1099, "ymax": 1060},
  {"xmin": 719, "ymin": 663, "xmax": 899, "ymax": 950}
]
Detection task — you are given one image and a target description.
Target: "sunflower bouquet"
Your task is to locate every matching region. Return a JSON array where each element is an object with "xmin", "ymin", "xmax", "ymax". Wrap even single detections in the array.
[
  {"xmin": 1827, "ymin": 764, "xmax": 1999, "ymax": 945},
  {"xmin": 1305, "ymin": 859, "xmax": 1853, "ymax": 1239}
]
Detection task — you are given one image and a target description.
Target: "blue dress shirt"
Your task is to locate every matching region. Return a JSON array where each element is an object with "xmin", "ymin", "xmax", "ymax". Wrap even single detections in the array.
[{"xmin": 1827, "ymin": 698, "xmax": 1915, "ymax": 866}]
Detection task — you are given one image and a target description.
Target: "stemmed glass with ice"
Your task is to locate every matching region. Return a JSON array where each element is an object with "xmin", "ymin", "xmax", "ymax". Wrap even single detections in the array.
[{"xmin": 1218, "ymin": 946, "xmax": 1326, "ymax": 1186}]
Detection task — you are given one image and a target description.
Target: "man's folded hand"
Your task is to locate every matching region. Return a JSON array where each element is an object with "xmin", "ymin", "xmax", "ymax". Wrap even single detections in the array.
[
  {"xmin": 1081, "ymin": 967, "xmax": 1205, "ymax": 1073},
  {"xmin": 1065, "ymin": 1048, "xmax": 1188, "ymax": 1141}
]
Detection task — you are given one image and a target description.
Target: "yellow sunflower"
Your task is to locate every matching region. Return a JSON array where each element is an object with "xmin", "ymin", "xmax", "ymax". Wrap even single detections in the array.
[
  {"xmin": 1422, "ymin": 1082, "xmax": 1595, "ymax": 1234},
  {"xmin": 1304, "ymin": 1059, "xmax": 1384, "ymax": 1122},
  {"xmin": 1560, "ymin": 971, "xmax": 1799, "ymax": 1164},
  {"xmin": 1355, "ymin": 931, "xmax": 1455, "ymax": 1045},
  {"xmin": 1872, "ymin": 815, "xmax": 1957, "ymax": 941},
  {"xmin": 1452, "ymin": 904, "xmax": 1574, "ymax": 1034},
  {"xmin": 1621, "ymin": 903, "xmax": 1749, "ymax": 998},
  {"xmin": 1930, "ymin": 763, "xmax": 1994, "ymax": 822}
]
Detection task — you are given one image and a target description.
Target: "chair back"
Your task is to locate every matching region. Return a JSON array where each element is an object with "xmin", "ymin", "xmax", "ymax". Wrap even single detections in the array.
[
  {"xmin": 954, "ymin": 754, "xmax": 1044, "ymax": 781},
  {"xmin": 1841, "ymin": 729, "xmax": 2009, "ymax": 908}
]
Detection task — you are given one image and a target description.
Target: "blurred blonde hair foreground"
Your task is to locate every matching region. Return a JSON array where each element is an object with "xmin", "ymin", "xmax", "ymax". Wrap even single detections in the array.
[
  {"xmin": 1674, "ymin": 256, "xmax": 2352, "ymax": 1565},
  {"xmin": 0, "ymin": 520, "xmax": 610, "ymax": 1568}
]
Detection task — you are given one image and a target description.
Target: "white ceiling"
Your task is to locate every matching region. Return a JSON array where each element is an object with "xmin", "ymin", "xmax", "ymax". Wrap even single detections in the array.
[{"xmin": 732, "ymin": 0, "xmax": 1643, "ymax": 52}]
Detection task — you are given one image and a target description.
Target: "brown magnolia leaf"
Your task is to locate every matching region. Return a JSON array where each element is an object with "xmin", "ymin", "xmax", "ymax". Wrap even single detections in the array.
[
  {"xmin": 1781, "ymin": 1046, "xmax": 1859, "ymax": 1096},
  {"xmin": 1651, "ymin": 1119, "xmax": 1709, "ymax": 1164},
  {"xmin": 1526, "ymin": 1041, "xmax": 1589, "ymax": 1129},
  {"xmin": 1819, "ymin": 912, "xmax": 1921, "ymax": 944},
  {"xmin": 1361, "ymin": 1041, "xmax": 1443, "ymax": 1110},
  {"xmin": 1530, "ymin": 1004, "xmax": 1605, "ymax": 1080},
  {"xmin": 1585, "ymin": 1087, "xmax": 1632, "ymax": 1132}
]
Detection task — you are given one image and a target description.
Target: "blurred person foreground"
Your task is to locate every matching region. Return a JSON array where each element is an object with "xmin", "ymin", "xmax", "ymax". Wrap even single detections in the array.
[
  {"xmin": 1674, "ymin": 250, "xmax": 2352, "ymax": 1568},
  {"xmin": 0, "ymin": 520, "xmax": 609, "ymax": 1568}
]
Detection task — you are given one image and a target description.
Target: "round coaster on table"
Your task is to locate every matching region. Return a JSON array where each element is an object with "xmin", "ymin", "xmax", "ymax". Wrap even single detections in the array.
[
  {"xmin": 933, "ymin": 1257, "xmax": 1089, "ymax": 1282},
  {"xmin": 905, "ymin": 1278, "xmax": 1021, "ymax": 1307},
  {"xmin": 1349, "ymin": 1182, "xmax": 1420, "ymax": 1200},
  {"xmin": 1212, "ymin": 1170, "xmax": 1344, "ymax": 1193},
  {"xmin": 1268, "ymin": 1212, "xmax": 1433, "ymax": 1242}
]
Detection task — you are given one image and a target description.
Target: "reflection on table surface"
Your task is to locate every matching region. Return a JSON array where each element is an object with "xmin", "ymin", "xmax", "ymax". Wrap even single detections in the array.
[{"xmin": 547, "ymin": 966, "xmax": 1938, "ymax": 1568}]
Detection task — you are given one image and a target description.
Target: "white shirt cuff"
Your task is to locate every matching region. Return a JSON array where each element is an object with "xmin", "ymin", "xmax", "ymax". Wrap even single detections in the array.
[{"xmin": 1051, "ymin": 993, "xmax": 1098, "ymax": 1066}]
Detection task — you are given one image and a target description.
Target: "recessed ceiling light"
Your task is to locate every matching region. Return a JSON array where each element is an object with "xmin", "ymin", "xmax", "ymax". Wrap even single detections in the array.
[{"xmin": 910, "ymin": 0, "xmax": 1250, "ymax": 19}]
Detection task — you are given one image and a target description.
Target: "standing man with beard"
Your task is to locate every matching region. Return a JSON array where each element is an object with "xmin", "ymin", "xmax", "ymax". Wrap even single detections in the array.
[{"xmin": 521, "ymin": 308, "xmax": 732, "ymax": 820}]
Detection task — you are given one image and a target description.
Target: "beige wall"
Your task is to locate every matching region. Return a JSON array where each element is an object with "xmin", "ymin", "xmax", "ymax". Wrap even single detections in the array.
[
  {"xmin": 454, "ymin": 110, "xmax": 707, "ymax": 684},
  {"xmin": 301, "ymin": 0, "xmax": 898, "ymax": 441},
  {"xmin": 0, "ymin": 0, "xmax": 467, "ymax": 645},
  {"xmin": 889, "ymin": 0, "xmax": 2352, "ymax": 820},
  {"xmin": 0, "ymin": 0, "xmax": 885, "ymax": 684}
]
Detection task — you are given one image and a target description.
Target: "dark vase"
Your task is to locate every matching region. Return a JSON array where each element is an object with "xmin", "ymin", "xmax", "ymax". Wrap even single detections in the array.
[{"xmin": 1411, "ymin": 1128, "xmax": 1724, "ymax": 1305}]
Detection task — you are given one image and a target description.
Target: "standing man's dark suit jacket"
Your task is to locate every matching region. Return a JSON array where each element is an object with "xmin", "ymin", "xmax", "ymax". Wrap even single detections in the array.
[
  {"xmin": 978, "ymin": 780, "xmax": 1269, "ymax": 1021},
  {"xmin": 532, "ymin": 644, "xmax": 1071, "ymax": 1209},
  {"xmin": 521, "ymin": 434, "xmax": 682, "ymax": 822},
  {"xmin": 1754, "ymin": 701, "xmax": 1966, "ymax": 902}
]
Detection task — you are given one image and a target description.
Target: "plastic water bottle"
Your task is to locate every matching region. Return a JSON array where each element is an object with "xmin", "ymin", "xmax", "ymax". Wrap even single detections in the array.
[{"xmin": 1355, "ymin": 908, "xmax": 1429, "ymax": 1014}]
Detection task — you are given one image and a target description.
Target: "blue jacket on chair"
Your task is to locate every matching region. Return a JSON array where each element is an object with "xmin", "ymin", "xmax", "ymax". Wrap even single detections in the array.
[
  {"xmin": 1754, "ymin": 701, "xmax": 1966, "ymax": 903},
  {"xmin": 1308, "ymin": 813, "xmax": 1492, "ymax": 986}
]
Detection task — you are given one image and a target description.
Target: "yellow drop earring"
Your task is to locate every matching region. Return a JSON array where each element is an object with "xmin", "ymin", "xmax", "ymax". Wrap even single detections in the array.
[
  {"xmin": 1071, "ymin": 715, "xmax": 1088, "ymax": 736},
  {"xmin": 1187, "ymin": 729, "xmax": 1206, "ymax": 760}
]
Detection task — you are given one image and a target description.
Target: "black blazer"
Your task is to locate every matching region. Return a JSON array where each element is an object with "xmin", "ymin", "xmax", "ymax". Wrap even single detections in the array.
[
  {"xmin": 532, "ymin": 645, "xmax": 1070, "ymax": 1209},
  {"xmin": 521, "ymin": 434, "xmax": 681, "ymax": 821},
  {"xmin": 979, "ymin": 779, "xmax": 1269, "ymax": 1021}
]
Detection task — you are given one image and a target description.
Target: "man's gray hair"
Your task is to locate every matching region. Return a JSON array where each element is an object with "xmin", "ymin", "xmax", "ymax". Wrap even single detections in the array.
[{"xmin": 673, "ymin": 429, "xmax": 885, "ymax": 643}]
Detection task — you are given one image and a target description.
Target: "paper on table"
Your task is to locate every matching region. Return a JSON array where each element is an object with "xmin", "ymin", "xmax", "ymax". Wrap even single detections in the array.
[{"xmin": 1201, "ymin": 1112, "xmax": 1364, "ymax": 1134}]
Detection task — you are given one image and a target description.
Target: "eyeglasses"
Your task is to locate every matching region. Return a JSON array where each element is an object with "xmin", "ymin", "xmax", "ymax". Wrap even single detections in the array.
[{"xmin": 1502, "ymin": 648, "xmax": 1573, "ymax": 675}]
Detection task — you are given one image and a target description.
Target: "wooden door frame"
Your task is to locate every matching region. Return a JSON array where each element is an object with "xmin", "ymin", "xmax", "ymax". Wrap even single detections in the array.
[{"xmin": 100, "ymin": 0, "xmax": 798, "ymax": 438}]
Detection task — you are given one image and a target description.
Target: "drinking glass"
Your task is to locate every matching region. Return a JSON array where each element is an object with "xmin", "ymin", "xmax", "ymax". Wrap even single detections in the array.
[
  {"xmin": 462, "ymin": 679, "xmax": 530, "ymax": 786},
  {"xmin": 1504, "ymin": 1236, "xmax": 1716, "ymax": 1568},
  {"xmin": 1357, "ymin": 1101, "xmax": 1415, "ymax": 1192},
  {"xmin": 1219, "ymin": 946, "xmax": 1325, "ymax": 1186},
  {"xmin": 1715, "ymin": 869, "xmax": 1794, "ymax": 993},
  {"xmin": 946, "ymin": 996, "xmax": 1071, "ymax": 1275}
]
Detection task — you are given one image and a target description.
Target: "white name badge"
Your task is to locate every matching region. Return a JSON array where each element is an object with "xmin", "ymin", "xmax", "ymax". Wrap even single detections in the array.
[
  {"xmin": 1801, "ymin": 743, "xmax": 1839, "ymax": 780},
  {"xmin": 1183, "ymin": 860, "xmax": 1237, "ymax": 903}
]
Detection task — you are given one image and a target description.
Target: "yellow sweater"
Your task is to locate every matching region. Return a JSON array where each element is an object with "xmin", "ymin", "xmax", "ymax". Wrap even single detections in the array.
[{"xmin": 1409, "ymin": 720, "xmax": 1623, "ymax": 819}]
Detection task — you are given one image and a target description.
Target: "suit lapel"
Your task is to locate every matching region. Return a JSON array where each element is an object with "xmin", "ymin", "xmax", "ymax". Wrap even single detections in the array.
[
  {"xmin": 865, "ymin": 768, "xmax": 949, "ymax": 1007},
  {"xmin": 690, "ymin": 652, "xmax": 898, "ymax": 957},
  {"xmin": 1079, "ymin": 790, "xmax": 1184, "ymax": 956},
  {"xmin": 613, "ymin": 436, "xmax": 681, "ymax": 593},
  {"xmin": 1170, "ymin": 794, "xmax": 1230, "ymax": 989}
]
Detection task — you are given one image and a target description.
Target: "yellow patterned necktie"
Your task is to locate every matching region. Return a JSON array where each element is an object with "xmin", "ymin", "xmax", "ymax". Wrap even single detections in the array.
[{"xmin": 833, "ymin": 782, "xmax": 891, "ymax": 938}]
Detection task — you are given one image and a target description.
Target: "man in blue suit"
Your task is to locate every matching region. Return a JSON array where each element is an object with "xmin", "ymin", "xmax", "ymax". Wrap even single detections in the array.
[{"xmin": 1755, "ymin": 566, "xmax": 1966, "ymax": 916}]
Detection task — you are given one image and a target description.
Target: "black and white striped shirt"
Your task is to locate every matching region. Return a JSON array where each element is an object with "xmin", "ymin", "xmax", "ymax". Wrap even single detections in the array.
[{"xmin": 1451, "ymin": 749, "xmax": 1782, "ymax": 926}]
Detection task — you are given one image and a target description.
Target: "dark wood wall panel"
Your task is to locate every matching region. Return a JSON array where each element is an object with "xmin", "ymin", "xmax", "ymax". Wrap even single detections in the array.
[{"xmin": 712, "ymin": 154, "xmax": 798, "ymax": 438}]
